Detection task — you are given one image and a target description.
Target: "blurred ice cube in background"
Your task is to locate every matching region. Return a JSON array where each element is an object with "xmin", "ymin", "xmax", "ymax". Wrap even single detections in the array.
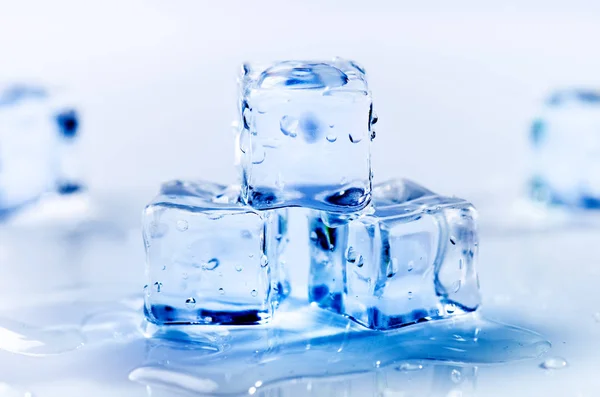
[
  {"xmin": 0, "ymin": 83, "xmax": 84, "ymax": 218},
  {"xmin": 529, "ymin": 89, "xmax": 600, "ymax": 208}
]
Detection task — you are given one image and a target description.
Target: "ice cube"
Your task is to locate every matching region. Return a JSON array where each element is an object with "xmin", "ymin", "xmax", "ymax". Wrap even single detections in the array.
[
  {"xmin": 142, "ymin": 180, "xmax": 289, "ymax": 325},
  {"xmin": 308, "ymin": 179, "xmax": 481, "ymax": 330},
  {"xmin": 0, "ymin": 84, "xmax": 83, "ymax": 218},
  {"xmin": 238, "ymin": 58, "xmax": 375, "ymax": 212},
  {"xmin": 530, "ymin": 89, "xmax": 600, "ymax": 208}
]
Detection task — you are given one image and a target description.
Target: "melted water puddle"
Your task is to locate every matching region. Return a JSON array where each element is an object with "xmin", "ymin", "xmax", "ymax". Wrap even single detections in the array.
[
  {"xmin": 0, "ymin": 288, "xmax": 143, "ymax": 356},
  {"xmin": 0, "ymin": 382, "xmax": 32, "ymax": 397},
  {"xmin": 0, "ymin": 317, "xmax": 84, "ymax": 357},
  {"xmin": 0, "ymin": 294, "xmax": 550, "ymax": 395},
  {"xmin": 81, "ymin": 311, "xmax": 143, "ymax": 344},
  {"xmin": 130, "ymin": 308, "xmax": 550, "ymax": 396}
]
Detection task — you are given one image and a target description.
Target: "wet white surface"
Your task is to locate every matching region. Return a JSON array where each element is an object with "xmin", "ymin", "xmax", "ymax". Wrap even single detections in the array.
[{"xmin": 0, "ymin": 194, "xmax": 598, "ymax": 396}]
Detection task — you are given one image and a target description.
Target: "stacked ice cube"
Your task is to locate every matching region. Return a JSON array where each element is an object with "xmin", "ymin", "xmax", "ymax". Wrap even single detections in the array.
[
  {"xmin": 143, "ymin": 59, "xmax": 481, "ymax": 330},
  {"xmin": 0, "ymin": 83, "xmax": 83, "ymax": 218}
]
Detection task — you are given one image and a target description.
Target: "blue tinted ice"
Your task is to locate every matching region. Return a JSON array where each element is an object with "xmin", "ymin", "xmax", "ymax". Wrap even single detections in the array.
[
  {"xmin": 0, "ymin": 84, "xmax": 83, "ymax": 217},
  {"xmin": 238, "ymin": 58, "xmax": 375, "ymax": 212},
  {"xmin": 309, "ymin": 179, "xmax": 481, "ymax": 330},
  {"xmin": 530, "ymin": 89, "xmax": 600, "ymax": 208},
  {"xmin": 142, "ymin": 180, "xmax": 289, "ymax": 325}
]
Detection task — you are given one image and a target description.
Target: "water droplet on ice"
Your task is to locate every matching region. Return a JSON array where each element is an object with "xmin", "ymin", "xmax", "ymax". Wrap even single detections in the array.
[
  {"xmin": 326, "ymin": 134, "xmax": 337, "ymax": 142},
  {"xmin": 280, "ymin": 115, "xmax": 299, "ymax": 137},
  {"xmin": 452, "ymin": 280, "xmax": 461, "ymax": 293},
  {"xmin": 349, "ymin": 133, "xmax": 362, "ymax": 143},
  {"xmin": 185, "ymin": 298, "xmax": 196, "ymax": 308},
  {"xmin": 395, "ymin": 363, "xmax": 423, "ymax": 372},
  {"xmin": 202, "ymin": 258, "xmax": 220, "ymax": 271},
  {"xmin": 154, "ymin": 282, "xmax": 162, "ymax": 293},
  {"xmin": 407, "ymin": 261, "xmax": 414, "ymax": 272},
  {"xmin": 356, "ymin": 256, "xmax": 364, "ymax": 268},
  {"xmin": 235, "ymin": 265, "xmax": 243, "ymax": 272},
  {"xmin": 408, "ymin": 291, "xmax": 413, "ymax": 300},
  {"xmin": 450, "ymin": 369, "xmax": 462, "ymax": 383},
  {"xmin": 176, "ymin": 220, "xmax": 189, "ymax": 232},
  {"xmin": 260, "ymin": 255, "xmax": 269, "ymax": 268},
  {"xmin": 218, "ymin": 288, "xmax": 225, "ymax": 295},
  {"xmin": 251, "ymin": 290, "xmax": 258, "ymax": 297},
  {"xmin": 346, "ymin": 247, "xmax": 357, "ymax": 262},
  {"xmin": 241, "ymin": 99, "xmax": 252, "ymax": 130},
  {"xmin": 540, "ymin": 357, "xmax": 568, "ymax": 370},
  {"xmin": 241, "ymin": 230, "xmax": 252, "ymax": 239},
  {"xmin": 371, "ymin": 114, "xmax": 378, "ymax": 126}
]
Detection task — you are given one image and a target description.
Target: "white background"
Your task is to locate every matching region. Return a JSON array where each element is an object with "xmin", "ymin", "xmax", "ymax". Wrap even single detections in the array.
[
  {"xmin": 2, "ymin": 0, "xmax": 600, "ymax": 196},
  {"xmin": 2, "ymin": 1, "xmax": 600, "ymax": 396}
]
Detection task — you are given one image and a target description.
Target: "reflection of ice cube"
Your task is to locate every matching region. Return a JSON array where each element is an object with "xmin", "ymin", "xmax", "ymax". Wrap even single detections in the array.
[
  {"xmin": 309, "ymin": 179, "xmax": 481, "ymax": 330},
  {"xmin": 0, "ymin": 84, "xmax": 83, "ymax": 217},
  {"xmin": 142, "ymin": 180, "xmax": 289, "ymax": 325},
  {"xmin": 238, "ymin": 59, "xmax": 375, "ymax": 212},
  {"xmin": 530, "ymin": 89, "xmax": 600, "ymax": 208}
]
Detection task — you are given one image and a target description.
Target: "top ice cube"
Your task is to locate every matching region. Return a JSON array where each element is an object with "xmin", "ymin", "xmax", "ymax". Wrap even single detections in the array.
[{"xmin": 238, "ymin": 58, "xmax": 375, "ymax": 213}]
